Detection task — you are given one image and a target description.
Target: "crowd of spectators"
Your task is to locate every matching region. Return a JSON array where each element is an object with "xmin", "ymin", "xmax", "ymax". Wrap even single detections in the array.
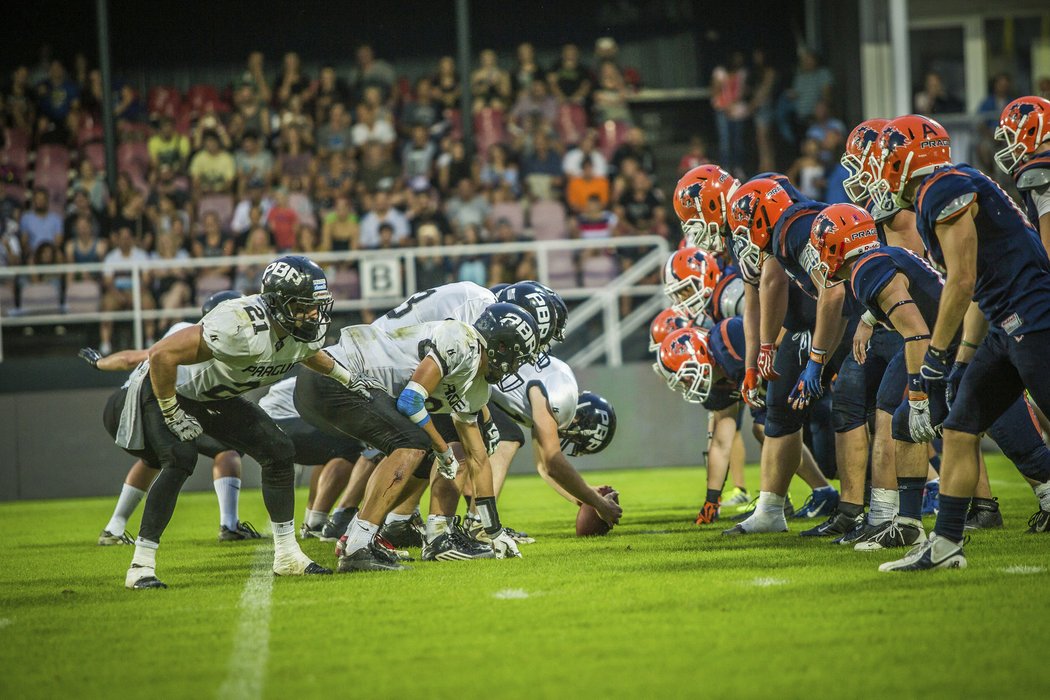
[{"xmin": 0, "ymin": 40, "xmax": 661, "ymax": 350}]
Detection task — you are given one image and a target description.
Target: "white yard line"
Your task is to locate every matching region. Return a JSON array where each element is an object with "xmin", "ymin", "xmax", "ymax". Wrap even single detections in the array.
[{"xmin": 217, "ymin": 546, "xmax": 274, "ymax": 700}]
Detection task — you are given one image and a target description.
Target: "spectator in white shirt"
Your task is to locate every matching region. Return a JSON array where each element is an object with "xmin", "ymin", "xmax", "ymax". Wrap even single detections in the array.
[
  {"xmin": 562, "ymin": 131, "xmax": 608, "ymax": 177},
  {"xmin": 358, "ymin": 190, "xmax": 410, "ymax": 248}
]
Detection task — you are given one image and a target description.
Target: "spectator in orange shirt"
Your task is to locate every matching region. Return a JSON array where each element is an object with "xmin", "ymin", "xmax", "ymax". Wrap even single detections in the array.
[{"xmin": 566, "ymin": 156, "xmax": 609, "ymax": 214}]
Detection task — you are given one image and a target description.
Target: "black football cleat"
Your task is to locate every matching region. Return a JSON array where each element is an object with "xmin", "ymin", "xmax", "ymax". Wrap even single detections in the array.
[
  {"xmin": 422, "ymin": 522, "xmax": 495, "ymax": 561},
  {"xmin": 964, "ymin": 497, "xmax": 1003, "ymax": 530},
  {"xmin": 337, "ymin": 542, "xmax": 410, "ymax": 572},
  {"xmin": 219, "ymin": 521, "xmax": 263, "ymax": 542},
  {"xmin": 1026, "ymin": 509, "xmax": 1050, "ymax": 534},
  {"xmin": 800, "ymin": 510, "xmax": 864, "ymax": 537},
  {"xmin": 125, "ymin": 564, "xmax": 167, "ymax": 589},
  {"xmin": 98, "ymin": 529, "xmax": 134, "ymax": 546},
  {"xmin": 320, "ymin": 518, "xmax": 349, "ymax": 542},
  {"xmin": 834, "ymin": 519, "xmax": 881, "ymax": 545},
  {"xmin": 377, "ymin": 512, "xmax": 425, "ymax": 548}
]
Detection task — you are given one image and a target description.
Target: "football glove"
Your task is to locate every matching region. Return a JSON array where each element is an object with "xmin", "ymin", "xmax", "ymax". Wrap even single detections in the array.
[
  {"xmin": 920, "ymin": 346, "xmax": 949, "ymax": 384},
  {"xmin": 482, "ymin": 417, "xmax": 500, "ymax": 455},
  {"xmin": 157, "ymin": 395, "xmax": 202, "ymax": 441},
  {"xmin": 78, "ymin": 347, "xmax": 103, "ymax": 369},
  {"xmin": 741, "ymin": 368, "xmax": 765, "ymax": 409},
  {"xmin": 435, "ymin": 446, "xmax": 460, "ymax": 480},
  {"xmin": 908, "ymin": 392, "xmax": 936, "ymax": 442},
  {"xmin": 328, "ymin": 361, "xmax": 373, "ymax": 400},
  {"xmin": 486, "ymin": 528, "xmax": 522, "ymax": 559},
  {"xmin": 757, "ymin": 343, "xmax": 780, "ymax": 380},
  {"xmin": 946, "ymin": 361, "xmax": 969, "ymax": 408},
  {"xmin": 788, "ymin": 354, "xmax": 825, "ymax": 407}
]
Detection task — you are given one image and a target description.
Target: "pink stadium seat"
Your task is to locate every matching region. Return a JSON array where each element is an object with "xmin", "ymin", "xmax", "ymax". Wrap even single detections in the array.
[
  {"xmin": 194, "ymin": 273, "xmax": 232, "ymax": 308},
  {"xmin": 328, "ymin": 266, "xmax": 360, "ymax": 300},
  {"xmin": 148, "ymin": 86, "xmax": 182, "ymax": 119},
  {"xmin": 598, "ymin": 120, "xmax": 630, "ymax": 160},
  {"xmin": 64, "ymin": 280, "xmax": 102, "ymax": 314},
  {"xmin": 473, "ymin": 107, "xmax": 507, "ymax": 155},
  {"xmin": 444, "ymin": 108, "xmax": 463, "ymax": 141},
  {"xmin": 82, "ymin": 142, "xmax": 105, "ymax": 172},
  {"xmin": 287, "ymin": 192, "xmax": 317, "ymax": 230},
  {"xmin": 1, "ymin": 128, "xmax": 31, "ymax": 174},
  {"xmin": 19, "ymin": 281, "xmax": 63, "ymax": 314},
  {"xmin": 555, "ymin": 103, "xmax": 587, "ymax": 146},
  {"xmin": 529, "ymin": 200, "xmax": 567, "ymax": 241},
  {"xmin": 118, "ymin": 142, "xmax": 149, "ymax": 180},
  {"xmin": 582, "ymin": 253, "xmax": 619, "ymax": 287},
  {"xmin": 545, "ymin": 252, "xmax": 578, "ymax": 289},
  {"xmin": 76, "ymin": 114, "xmax": 103, "ymax": 147},
  {"xmin": 186, "ymin": 84, "xmax": 220, "ymax": 117},
  {"xmin": 33, "ymin": 144, "xmax": 71, "ymax": 212},
  {"xmin": 490, "ymin": 201, "xmax": 525, "ymax": 234},
  {"xmin": 0, "ymin": 280, "xmax": 15, "ymax": 316},
  {"xmin": 197, "ymin": 194, "xmax": 234, "ymax": 227}
]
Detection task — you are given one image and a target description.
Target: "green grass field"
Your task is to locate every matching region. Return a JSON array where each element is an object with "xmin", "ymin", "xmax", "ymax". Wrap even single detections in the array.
[{"xmin": 0, "ymin": 454, "xmax": 1047, "ymax": 699}]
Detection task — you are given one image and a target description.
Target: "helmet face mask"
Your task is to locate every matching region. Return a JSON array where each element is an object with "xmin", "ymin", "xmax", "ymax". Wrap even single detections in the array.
[
  {"xmin": 260, "ymin": 256, "xmax": 333, "ymax": 342},
  {"xmin": 560, "ymin": 390, "xmax": 616, "ymax": 456},
  {"xmin": 674, "ymin": 165, "xmax": 739, "ymax": 253},
  {"xmin": 656, "ymin": 327, "xmax": 714, "ymax": 404},
  {"xmin": 841, "ymin": 119, "xmax": 888, "ymax": 203},
  {"xmin": 994, "ymin": 97, "xmax": 1050, "ymax": 174},
  {"xmin": 662, "ymin": 248, "xmax": 719, "ymax": 317},
  {"xmin": 496, "ymin": 281, "xmax": 557, "ymax": 368}
]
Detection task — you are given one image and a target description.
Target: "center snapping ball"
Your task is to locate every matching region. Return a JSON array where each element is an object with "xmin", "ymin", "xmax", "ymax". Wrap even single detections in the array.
[{"xmin": 575, "ymin": 485, "xmax": 619, "ymax": 537}]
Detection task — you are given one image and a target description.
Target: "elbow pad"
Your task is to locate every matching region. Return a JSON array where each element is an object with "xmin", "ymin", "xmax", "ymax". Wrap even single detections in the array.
[{"xmin": 397, "ymin": 381, "xmax": 431, "ymax": 427}]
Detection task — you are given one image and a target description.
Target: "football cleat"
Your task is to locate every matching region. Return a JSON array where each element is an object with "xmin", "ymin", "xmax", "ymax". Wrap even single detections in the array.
[
  {"xmin": 694, "ymin": 500, "xmax": 720, "ymax": 525},
  {"xmin": 125, "ymin": 564, "xmax": 167, "ymax": 589},
  {"xmin": 723, "ymin": 487, "xmax": 750, "ymax": 508},
  {"xmin": 921, "ymin": 480, "xmax": 940, "ymax": 516},
  {"xmin": 878, "ymin": 533, "xmax": 967, "ymax": 572},
  {"xmin": 338, "ymin": 542, "xmax": 410, "ymax": 572},
  {"xmin": 218, "ymin": 521, "xmax": 263, "ymax": 542},
  {"xmin": 299, "ymin": 521, "xmax": 325, "ymax": 540},
  {"xmin": 99, "ymin": 529, "xmax": 134, "ymax": 546},
  {"xmin": 854, "ymin": 517, "xmax": 926, "ymax": 551},
  {"xmin": 1026, "ymin": 509, "xmax": 1050, "ymax": 534},
  {"xmin": 320, "ymin": 518, "xmax": 348, "ymax": 542},
  {"xmin": 964, "ymin": 497, "xmax": 1003, "ymax": 530},
  {"xmin": 377, "ymin": 513, "xmax": 425, "ymax": 549},
  {"xmin": 422, "ymin": 521, "xmax": 496, "ymax": 561},
  {"xmin": 463, "ymin": 514, "xmax": 484, "ymax": 540},
  {"xmin": 792, "ymin": 488, "xmax": 840, "ymax": 519},
  {"xmin": 834, "ymin": 519, "xmax": 882, "ymax": 545},
  {"xmin": 732, "ymin": 495, "xmax": 793, "ymax": 521},
  {"xmin": 375, "ymin": 535, "xmax": 414, "ymax": 562},
  {"xmin": 721, "ymin": 514, "xmax": 788, "ymax": 536},
  {"xmin": 800, "ymin": 510, "xmax": 864, "ymax": 537},
  {"xmin": 273, "ymin": 549, "xmax": 332, "ymax": 576}
]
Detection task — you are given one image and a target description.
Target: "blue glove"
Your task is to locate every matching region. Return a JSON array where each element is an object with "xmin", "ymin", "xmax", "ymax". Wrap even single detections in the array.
[
  {"xmin": 920, "ymin": 346, "xmax": 949, "ymax": 385},
  {"xmin": 946, "ymin": 361, "xmax": 969, "ymax": 408},
  {"xmin": 788, "ymin": 357, "xmax": 825, "ymax": 407}
]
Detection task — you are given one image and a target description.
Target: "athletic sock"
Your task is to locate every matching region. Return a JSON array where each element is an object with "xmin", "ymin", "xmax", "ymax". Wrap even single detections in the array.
[
  {"xmin": 213, "ymin": 477, "xmax": 241, "ymax": 530},
  {"xmin": 343, "ymin": 516, "xmax": 378, "ymax": 555},
  {"xmin": 271, "ymin": 520, "xmax": 298, "ymax": 557},
  {"xmin": 425, "ymin": 514, "xmax": 452, "ymax": 542},
  {"xmin": 929, "ymin": 454, "xmax": 941, "ymax": 474},
  {"xmin": 868, "ymin": 488, "xmax": 898, "ymax": 525},
  {"xmin": 106, "ymin": 483, "xmax": 146, "ymax": 535},
  {"xmin": 897, "ymin": 478, "xmax": 925, "ymax": 520},
  {"xmin": 706, "ymin": 488, "xmax": 722, "ymax": 505},
  {"xmin": 463, "ymin": 495, "xmax": 473, "ymax": 509},
  {"xmin": 838, "ymin": 501, "xmax": 864, "ymax": 519},
  {"xmin": 934, "ymin": 494, "xmax": 969, "ymax": 543},
  {"xmin": 131, "ymin": 538, "xmax": 158, "ymax": 570},
  {"xmin": 385, "ymin": 511, "xmax": 413, "ymax": 525},
  {"xmin": 1034, "ymin": 482, "xmax": 1050, "ymax": 511},
  {"xmin": 305, "ymin": 509, "xmax": 327, "ymax": 529},
  {"xmin": 740, "ymin": 492, "xmax": 786, "ymax": 532}
]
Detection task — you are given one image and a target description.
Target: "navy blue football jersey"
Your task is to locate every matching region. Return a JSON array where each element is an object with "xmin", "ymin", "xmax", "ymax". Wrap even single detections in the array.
[
  {"xmin": 771, "ymin": 201, "xmax": 825, "ymax": 299},
  {"xmin": 1012, "ymin": 152, "xmax": 1050, "ymax": 229},
  {"xmin": 751, "ymin": 172, "xmax": 810, "ymax": 204},
  {"xmin": 849, "ymin": 246, "xmax": 945, "ymax": 330},
  {"xmin": 913, "ymin": 164, "xmax": 1050, "ymax": 336},
  {"xmin": 703, "ymin": 317, "xmax": 746, "ymax": 410}
]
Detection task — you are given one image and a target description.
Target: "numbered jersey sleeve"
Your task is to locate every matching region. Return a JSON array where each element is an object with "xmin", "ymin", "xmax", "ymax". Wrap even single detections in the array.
[
  {"xmin": 200, "ymin": 296, "xmax": 274, "ymax": 367},
  {"xmin": 493, "ymin": 358, "xmax": 578, "ymax": 430},
  {"xmin": 373, "ymin": 282, "xmax": 495, "ymax": 332}
]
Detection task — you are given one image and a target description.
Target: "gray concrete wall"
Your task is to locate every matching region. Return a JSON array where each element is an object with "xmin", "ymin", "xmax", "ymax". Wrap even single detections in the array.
[{"xmin": 0, "ymin": 362, "xmax": 759, "ymax": 502}]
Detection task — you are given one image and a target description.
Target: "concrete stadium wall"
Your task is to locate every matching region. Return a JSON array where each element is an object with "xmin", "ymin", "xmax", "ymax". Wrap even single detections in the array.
[{"xmin": 0, "ymin": 362, "xmax": 758, "ymax": 502}]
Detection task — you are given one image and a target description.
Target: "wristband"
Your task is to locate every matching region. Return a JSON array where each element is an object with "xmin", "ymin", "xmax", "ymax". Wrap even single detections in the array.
[
  {"xmin": 907, "ymin": 374, "xmax": 923, "ymax": 393},
  {"xmin": 809, "ymin": 347, "xmax": 827, "ymax": 364},
  {"xmin": 157, "ymin": 394, "xmax": 178, "ymax": 413},
  {"xmin": 908, "ymin": 390, "xmax": 928, "ymax": 401},
  {"xmin": 927, "ymin": 346, "xmax": 948, "ymax": 361},
  {"xmin": 328, "ymin": 361, "xmax": 352, "ymax": 386},
  {"xmin": 861, "ymin": 310, "xmax": 878, "ymax": 327}
]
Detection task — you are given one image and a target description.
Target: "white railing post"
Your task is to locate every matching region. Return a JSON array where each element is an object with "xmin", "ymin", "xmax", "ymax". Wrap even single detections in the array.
[
  {"xmin": 535, "ymin": 247, "xmax": 549, "ymax": 288},
  {"xmin": 402, "ymin": 249, "xmax": 417, "ymax": 297},
  {"xmin": 131, "ymin": 261, "xmax": 144, "ymax": 348},
  {"xmin": 603, "ymin": 291, "xmax": 622, "ymax": 366}
]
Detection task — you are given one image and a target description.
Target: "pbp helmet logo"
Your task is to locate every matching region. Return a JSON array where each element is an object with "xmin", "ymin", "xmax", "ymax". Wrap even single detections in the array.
[
  {"xmin": 679, "ymin": 182, "xmax": 703, "ymax": 208},
  {"xmin": 264, "ymin": 261, "xmax": 305, "ymax": 286},
  {"xmin": 503, "ymin": 314, "xmax": 536, "ymax": 345}
]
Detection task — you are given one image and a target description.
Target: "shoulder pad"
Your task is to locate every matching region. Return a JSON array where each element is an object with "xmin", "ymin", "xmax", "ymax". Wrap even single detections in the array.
[
  {"xmin": 935, "ymin": 193, "xmax": 977, "ymax": 224},
  {"xmin": 1017, "ymin": 166, "xmax": 1050, "ymax": 192}
]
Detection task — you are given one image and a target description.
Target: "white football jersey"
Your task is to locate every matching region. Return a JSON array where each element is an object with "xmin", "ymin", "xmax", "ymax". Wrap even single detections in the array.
[
  {"xmin": 123, "ymin": 321, "xmax": 196, "ymax": 388},
  {"xmin": 258, "ymin": 375, "xmax": 299, "ymax": 421},
  {"xmin": 174, "ymin": 294, "xmax": 322, "ymax": 401},
  {"xmin": 371, "ymin": 281, "xmax": 494, "ymax": 333},
  {"xmin": 493, "ymin": 357, "xmax": 578, "ymax": 430},
  {"xmin": 328, "ymin": 320, "xmax": 490, "ymax": 416}
]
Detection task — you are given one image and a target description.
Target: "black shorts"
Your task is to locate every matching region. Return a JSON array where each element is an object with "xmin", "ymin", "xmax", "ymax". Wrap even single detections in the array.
[
  {"xmin": 832, "ymin": 327, "xmax": 903, "ymax": 433},
  {"xmin": 765, "ymin": 330, "xmax": 814, "ymax": 438},
  {"xmin": 431, "ymin": 403, "xmax": 527, "ymax": 447},
  {"xmin": 275, "ymin": 416, "xmax": 364, "ymax": 466},
  {"xmin": 293, "ymin": 371, "xmax": 432, "ymax": 478},
  {"xmin": 944, "ymin": 328, "xmax": 1050, "ymax": 436}
]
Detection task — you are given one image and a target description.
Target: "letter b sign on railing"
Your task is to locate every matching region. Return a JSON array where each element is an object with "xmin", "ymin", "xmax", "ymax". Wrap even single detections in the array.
[{"xmin": 360, "ymin": 259, "xmax": 403, "ymax": 300}]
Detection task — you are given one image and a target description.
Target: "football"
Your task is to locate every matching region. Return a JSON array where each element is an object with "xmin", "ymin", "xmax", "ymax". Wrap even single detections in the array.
[{"xmin": 575, "ymin": 485, "xmax": 619, "ymax": 537}]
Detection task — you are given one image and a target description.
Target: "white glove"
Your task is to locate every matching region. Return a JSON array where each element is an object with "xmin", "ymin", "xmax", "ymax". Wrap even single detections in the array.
[
  {"xmin": 158, "ymin": 395, "xmax": 202, "ymax": 441},
  {"xmin": 435, "ymin": 446, "xmax": 460, "ymax": 480},
  {"xmin": 908, "ymin": 395, "xmax": 935, "ymax": 443},
  {"xmin": 488, "ymin": 529, "xmax": 522, "ymax": 559},
  {"xmin": 482, "ymin": 418, "xmax": 500, "ymax": 455},
  {"xmin": 328, "ymin": 362, "xmax": 372, "ymax": 400}
]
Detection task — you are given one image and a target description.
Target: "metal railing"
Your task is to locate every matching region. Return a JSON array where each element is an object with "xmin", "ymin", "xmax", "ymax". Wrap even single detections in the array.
[{"xmin": 0, "ymin": 235, "xmax": 670, "ymax": 365}]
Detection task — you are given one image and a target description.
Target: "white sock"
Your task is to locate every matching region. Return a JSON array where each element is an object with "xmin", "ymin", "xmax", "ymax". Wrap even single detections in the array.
[
  {"xmin": 385, "ymin": 511, "xmax": 413, "ymax": 525},
  {"xmin": 131, "ymin": 538, "xmax": 158, "ymax": 570},
  {"xmin": 1034, "ymin": 481, "xmax": 1050, "ymax": 511},
  {"xmin": 344, "ymin": 516, "xmax": 379, "ymax": 555},
  {"xmin": 425, "ymin": 514, "xmax": 452, "ymax": 542},
  {"xmin": 869, "ymin": 488, "xmax": 899, "ymax": 525},
  {"xmin": 755, "ymin": 491, "xmax": 786, "ymax": 518},
  {"xmin": 106, "ymin": 483, "xmax": 146, "ymax": 535},
  {"xmin": 213, "ymin": 477, "xmax": 241, "ymax": 530},
  {"xmin": 813, "ymin": 485, "xmax": 837, "ymax": 494},
  {"xmin": 271, "ymin": 520, "xmax": 299, "ymax": 556},
  {"xmin": 305, "ymin": 509, "xmax": 327, "ymax": 528}
]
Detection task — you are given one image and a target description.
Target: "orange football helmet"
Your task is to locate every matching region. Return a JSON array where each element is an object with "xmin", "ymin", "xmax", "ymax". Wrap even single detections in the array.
[
  {"xmin": 654, "ymin": 327, "xmax": 714, "ymax": 403},
  {"xmin": 841, "ymin": 118, "xmax": 888, "ymax": 203},
  {"xmin": 806, "ymin": 203, "xmax": 880, "ymax": 288},
  {"xmin": 649, "ymin": 307, "xmax": 693, "ymax": 352},
  {"xmin": 871, "ymin": 115, "xmax": 952, "ymax": 210},
  {"xmin": 726, "ymin": 177, "xmax": 793, "ymax": 279},
  {"xmin": 663, "ymin": 247, "xmax": 721, "ymax": 316},
  {"xmin": 995, "ymin": 96, "xmax": 1050, "ymax": 174},
  {"xmin": 673, "ymin": 164, "xmax": 740, "ymax": 252}
]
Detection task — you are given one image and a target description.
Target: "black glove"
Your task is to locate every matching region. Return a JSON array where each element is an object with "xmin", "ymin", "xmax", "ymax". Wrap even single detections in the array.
[
  {"xmin": 946, "ymin": 361, "xmax": 969, "ymax": 408},
  {"xmin": 482, "ymin": 416, "xmax": 501, "ymax": 455},
  {"xmin": 78, "ymin": 347, "xmax": 103, "ymax": 370}
]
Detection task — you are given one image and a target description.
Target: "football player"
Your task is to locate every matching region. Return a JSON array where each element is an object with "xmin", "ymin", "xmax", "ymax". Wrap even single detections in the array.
[
  {"xmin": 808, "ymin": 202, "xmax": 1050, "ymax": 548},
  {"xmin": 870, "ymin": 115, "xmax": 1050, "ymax": 570},
  {"xmin": 294, "ymin": 302, "xmax": 540, "ymax": 571},
  {"xmin": 105, "ymin": 255, "xmax": 358, "ymax": 588},
  {"xmin": 995, "ymin": 96, "xmax": 1050, "ymax": 250},
  {"xmin": 82, "ymin": 291, "xmax": 261, "ymax": 544}
]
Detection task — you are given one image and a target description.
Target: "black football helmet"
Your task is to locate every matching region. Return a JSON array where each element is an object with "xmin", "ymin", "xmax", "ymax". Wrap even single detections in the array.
[
  {"xmin": 534, "ymin": 281, "xmax": 568, "ymax": 341},
  {"xmin": 260, "ymin": 255, "xmax": 333, "ymax": 342},
  {"xmin": 489, "ymin": 282, "xmax": 511, "ymax": 296},
  {"xmin": 496, "ymin": 281, "xmax": 557, "ymax": 367},
  {"xmin": 561, "ymin": 391, "xmax": 616, "ymax": 456},
  {"xmin": 473, "ymin": 302, "xmax": 540, "ymax": 391},
  {"xmin": 201, "ymin": 290, "xmax": 245, "ymax": 316}
]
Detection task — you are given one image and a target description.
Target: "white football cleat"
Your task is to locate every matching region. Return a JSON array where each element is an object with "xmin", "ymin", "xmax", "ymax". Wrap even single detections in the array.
[
  {"xmin": 878, "ymin": 533, "xmax": 966, "ymax": 572},
  {"xmin": 125, "ymin": 564, "xmax": 167, "ymax": 589},
  {"xmin": 272, "ymin": 548, "xmax": 332, "ymax": 576}
]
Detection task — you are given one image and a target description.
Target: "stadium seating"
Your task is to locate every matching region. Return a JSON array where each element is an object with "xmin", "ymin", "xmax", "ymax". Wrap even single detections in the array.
[
  {"xmin": 194, "ymin": 273, "xmax": 233, "ymax": 307},
  {"xmin": 1, "ymin": 127, "xmax": 31, "ymax": 175},
  {"xmin": 598, "ymin": 120, "xmax": 630, "ymax": 160},
  {"xmin": 64, "ymin": 280, "xmax": 102, "ymax": 314},
  {"xmin": 490, "ymin": 201, "xmax": 526, "ymax": 234},
  {"xmin": 473, "ymin": 107, "xmax": 508, "ymax": 155},
  {"xmin": 555, "ymin": 103, "xmax": 587, "ymax": 146},
  {"xmin": 19, "ymin": 281, "xmax": 63, "ymax": 314},
  {"xmin": 32, "ymin": 145, "xmax": 71, "ymax": 212},
  {"xmin": 197, "ymin": 194, "xmax": 234, "ymax": 227},
  {"xmin": 148, "ymin": 86, "xmax": 182, "ymax": 120},
  {"xmin": 545, "ymin": 251, "xmax": 578, "ymax": 289},
  {"xmin": 582, "ymin": 253, "xmax": 619, "ymax": 287},
  {"xmin": 327, "ymin": 266, "xmax": 361, "ymax": 300},
  {"xmin": 82, "ymin": 142, "xmax": 106, "ymax": 172},
  {"xmin": 529, "ymin": 200, "xmax": 567, "ymax": 240}
]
